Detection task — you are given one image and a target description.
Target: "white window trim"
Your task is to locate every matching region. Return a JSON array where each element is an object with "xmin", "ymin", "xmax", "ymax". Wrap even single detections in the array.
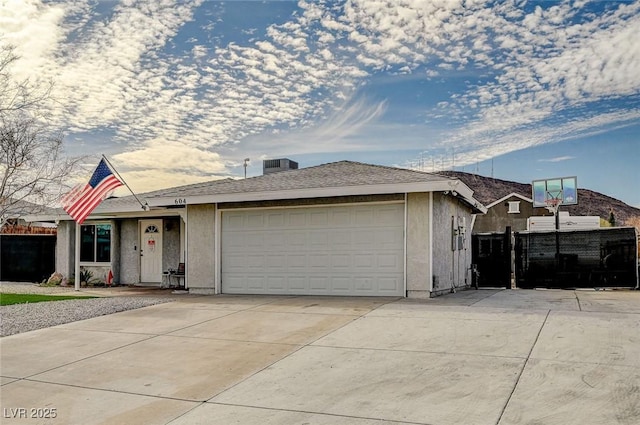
[
  {"xmin": 507, "ymin": 201, "xmax": 521, "ymax": 214},
  {"xmin": 79, "ymin": 221, "xmax": 113, "ymax": 265}
]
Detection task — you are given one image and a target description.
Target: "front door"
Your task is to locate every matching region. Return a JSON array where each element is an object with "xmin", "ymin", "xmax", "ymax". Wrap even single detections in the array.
[{"xmin": 140, "ymin": 219, "xmax": 163, "ymax": 283}]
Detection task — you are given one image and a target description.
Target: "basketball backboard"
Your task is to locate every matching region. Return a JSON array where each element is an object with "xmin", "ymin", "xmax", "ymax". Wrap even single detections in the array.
[{"xmin": 532, "ymin": 176, "xmax": 578, "ymax": 207}]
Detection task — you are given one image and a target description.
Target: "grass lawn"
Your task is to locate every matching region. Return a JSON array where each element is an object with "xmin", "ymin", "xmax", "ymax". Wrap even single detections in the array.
[{"xmin": 0, "ymin": 293, "xmax": 98, "ymax": 306}]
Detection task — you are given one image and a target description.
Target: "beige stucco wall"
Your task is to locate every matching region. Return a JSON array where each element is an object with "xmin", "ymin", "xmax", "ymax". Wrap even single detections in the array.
[
  {"xmin": 186, "ymin": 204, "xmax": 216, "ymax": 293},
  {"xmin": 55, "ymin": 221, "xmax": 75, "ymax": 278},
  {"xmin": 119, "ymin": 219, "xmax": 139, "ymax": 284},
  {"xmin": 431, "ymin": 193, "xmax": 474, "ymax": 296},
  {"xmin": 162, "ymin": 217, "xmax": 182, "ymax": 272},
  {"xmin": 406, "ymin": 193, "xmax": 431, "ymax": 298}
]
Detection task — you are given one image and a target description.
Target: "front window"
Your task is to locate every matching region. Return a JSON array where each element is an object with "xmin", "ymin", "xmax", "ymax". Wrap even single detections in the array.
[
  {"xmin": 80, "ymin": 224, "xmax": 111, "ymax": 263},
  {"xmin": 508, "ymin": 201, "xmax": 521, "ymax": 214}
]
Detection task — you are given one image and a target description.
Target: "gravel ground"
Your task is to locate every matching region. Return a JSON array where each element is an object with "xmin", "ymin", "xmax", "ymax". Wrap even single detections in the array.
[
  {"xmin": 1, "ymin": 282, "xmax": 175, "ymax": 337},
  {"xmin": 0, "ymin": 282, "xmax": 96, "ymax": 295}
]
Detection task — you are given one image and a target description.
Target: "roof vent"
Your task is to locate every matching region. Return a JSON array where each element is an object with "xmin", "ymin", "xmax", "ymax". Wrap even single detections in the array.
[{"xmin": 263, "ymin": 158, "xmax": 299, "ymax": 175}]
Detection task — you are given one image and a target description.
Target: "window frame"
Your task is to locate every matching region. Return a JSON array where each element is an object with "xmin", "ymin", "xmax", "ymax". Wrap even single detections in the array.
[
  {"xmin": 79, "ymin": 222, "xmax": 113, "ymax": 264},
  {"xmin": 507, "ymin": 201, "xmax": 521, "ymax": 214}
]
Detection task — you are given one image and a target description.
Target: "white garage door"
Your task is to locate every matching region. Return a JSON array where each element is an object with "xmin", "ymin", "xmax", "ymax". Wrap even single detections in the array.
[{"xmin": 221, "ymin": 203, "xmax": 404, "ymax": 296}]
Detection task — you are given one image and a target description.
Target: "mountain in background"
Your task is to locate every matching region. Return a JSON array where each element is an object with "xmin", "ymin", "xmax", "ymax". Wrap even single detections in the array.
[{"xmin": 439, "ymin": 171, "xmax": 640, "ymax": 226}]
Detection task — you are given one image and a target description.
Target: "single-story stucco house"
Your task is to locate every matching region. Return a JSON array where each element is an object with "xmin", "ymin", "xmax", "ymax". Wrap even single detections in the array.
[{"xmin": 28, "ymin": 160, "xmax": 486, "ymax": 298}]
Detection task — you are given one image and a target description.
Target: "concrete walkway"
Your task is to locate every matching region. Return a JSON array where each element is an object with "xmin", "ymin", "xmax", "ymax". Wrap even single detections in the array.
[{"xmin": 1, "ymin": 289, "xmax": 639, "ymax": 425}]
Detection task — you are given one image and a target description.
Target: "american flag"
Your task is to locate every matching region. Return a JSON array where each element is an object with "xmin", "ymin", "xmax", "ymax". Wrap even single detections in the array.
[{"xmin": 62, "ymin": 159, "xmax": 123, "ymax": 224}]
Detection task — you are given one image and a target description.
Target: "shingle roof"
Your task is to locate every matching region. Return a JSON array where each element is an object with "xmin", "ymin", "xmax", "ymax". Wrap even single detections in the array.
[
  {"xmin": 28, "ymin": 161, "xmax": 486, "ymax": 220},
  {"xmin": 145, "ymin": 161, "xmax": 455, "ymax": 199},
  {"xmin": 1, "ymin": 198, "xmax": 59, "ymax": 218}
]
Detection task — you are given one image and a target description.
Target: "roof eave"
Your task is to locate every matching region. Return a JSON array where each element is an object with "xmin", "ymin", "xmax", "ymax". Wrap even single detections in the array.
[
  {"xmin": 147, "ymin": 180, "xmax": 487, "ymax": 213},
  {"xmin": 24, "ymin": 206, "xmax": 179, "ymax": 223},
  {"xmin": 485, "ymin": 192, "xmax": 533, "ymax": 209}
]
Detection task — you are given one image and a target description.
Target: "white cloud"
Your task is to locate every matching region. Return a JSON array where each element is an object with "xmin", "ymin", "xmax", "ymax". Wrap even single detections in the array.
[
  {"xmin": 0, "ymin": 0, "xmax": 67, "ymax": 79},
  {"xmin": 416, "ymin": 1, "xmax": 640, "ymax": 168},
  {"xmin": 419, "ymin": 110, "xmax": 640, "ymax": 172},
  {"xmin": 538, "ymin": 156, "xmax": 575, "ymax": 163},
  {"xmin": 2, "ymin": 0, "xmax": 638, "ymax": 193},
  {"xmin": 236, "ymin": 97, "xmax": 388, "ymax": 158},
  {"xmin": 111, "ymin": 138, "xmax": 229, "ymax": 192}
]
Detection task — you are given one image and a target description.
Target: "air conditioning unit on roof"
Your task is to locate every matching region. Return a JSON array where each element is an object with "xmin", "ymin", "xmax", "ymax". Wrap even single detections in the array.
[{"xmin": 263, "ymin": 158, "xmax": 298, "ymax": 175}]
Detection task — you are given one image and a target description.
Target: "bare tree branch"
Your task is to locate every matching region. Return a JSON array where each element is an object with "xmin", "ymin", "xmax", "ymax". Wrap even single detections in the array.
[{"xmin": 1, "ymin": 43, "xmax": 83, "ymax": 225}]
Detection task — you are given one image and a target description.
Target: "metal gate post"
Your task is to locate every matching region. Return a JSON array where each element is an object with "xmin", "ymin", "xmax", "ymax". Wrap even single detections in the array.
[{"xmin": 505, "ymin": 226, "xmax": 512, "ymax": 289}]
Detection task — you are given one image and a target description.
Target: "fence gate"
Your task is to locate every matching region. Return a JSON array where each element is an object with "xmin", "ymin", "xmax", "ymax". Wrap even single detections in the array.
[
  {"xmin": 471, "ymin": 228, "xmax": 512, "ymax": 289},
  {"xmin": 515, "ymin": 227, "xmax": 638, "ymax": 289},
  {"xmin": 0, "ymin": 235, "xmax": 56, "ymax": 283}
]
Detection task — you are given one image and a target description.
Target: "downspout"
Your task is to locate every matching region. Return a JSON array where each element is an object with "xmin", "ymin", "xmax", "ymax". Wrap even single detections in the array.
[
  {"xmin": 403, "ymin": 193, "xmax": 408, "ymax": 297},
  {"xmin": 181, "ymin": 209, "xmax": 188, "ymax": 289},
  {"xmin": 215, "ymin": 203, "xmax": 222, "ymax": 294},
  {"xmin": 429, "ymin": 192, "xmax": 434, "ymax": 294}
]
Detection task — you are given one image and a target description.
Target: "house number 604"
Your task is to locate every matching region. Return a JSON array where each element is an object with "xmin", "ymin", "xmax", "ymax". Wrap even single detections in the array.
[{"xmin": 174, "ymin": 198, "xmax": 187, "ymax": 205}]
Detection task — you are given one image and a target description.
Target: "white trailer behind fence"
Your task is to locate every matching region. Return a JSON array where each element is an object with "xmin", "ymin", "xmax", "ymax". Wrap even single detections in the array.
[{"xmin": 527, "ymin": 212, "xmax": 600, "ymax": 232}]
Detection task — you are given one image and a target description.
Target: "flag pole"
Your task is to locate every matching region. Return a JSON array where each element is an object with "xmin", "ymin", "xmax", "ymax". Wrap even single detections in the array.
[
  {"xmin": 75, "ymin": 221, "xmax": 81, "ymax": 291},
  {"xmin": 101, "ymin": 155, "xmax": 148, "ymax": 211}
]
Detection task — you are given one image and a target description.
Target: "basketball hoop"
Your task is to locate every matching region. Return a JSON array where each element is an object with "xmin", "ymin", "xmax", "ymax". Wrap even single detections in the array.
[
  {"xmin": 544, "ymin": 189, "xmax": 563, "ymax": 215},
  {"xmin": 545, "ymin": 198, "xmax": 561, "ymax": 215}
]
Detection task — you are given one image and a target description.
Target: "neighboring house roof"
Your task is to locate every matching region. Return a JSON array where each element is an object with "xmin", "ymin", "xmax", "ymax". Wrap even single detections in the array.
[
  {"xmin": 485, "ymin": 192, "xmax": 533, "ymax": 209},
  {"xmin": 1, "ymin": 198, "xmax": 58, "ymax": 219},
  {"xmin": 26, "ymin": 161, "xmax": 487, "ymax": 221}
]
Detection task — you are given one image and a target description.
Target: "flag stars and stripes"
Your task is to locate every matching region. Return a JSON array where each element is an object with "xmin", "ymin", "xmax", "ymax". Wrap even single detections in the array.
[{"xmin": 62, "ymin": 159, "xmax": 123, "ymax": 224}]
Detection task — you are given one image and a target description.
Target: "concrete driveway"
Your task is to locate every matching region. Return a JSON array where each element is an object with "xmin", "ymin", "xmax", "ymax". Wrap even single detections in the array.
[{"xmin": 1, "ymin": 289, "xmax": 639, "ymax": 425}]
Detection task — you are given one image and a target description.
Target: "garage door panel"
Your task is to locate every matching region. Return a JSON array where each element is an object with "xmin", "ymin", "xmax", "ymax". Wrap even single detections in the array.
[
  {"xmin": 222, "ymin": 234, "xmax": 244, "ymax": 250},
  {"xmin": 354, "ymin": 277, "xmax": 374, "ymax": 291},
  {"xmin": 287, "ymin": 253, "xmax": 306, "ymax": 269},
  {"xmin": 224, "ymin": 276, "xmax": 246, "ymax": 292},
  {"xmin": 355, "ymin": 209, "xmax": 375, "ymax": 224},
  {"xmin": 378, "ymin": 277, "xmax": 402, "ymax": 292},
  {"xmin": 288, "ymin": 276, "xmax": 307, "ymax": 291},
  {"xmin": 226, "ymin": 214, "xmax": 244, "ymax": 228},
  {"xmin": 265, "ymin": 254, "xmax": 285, "ymax": 268},
  {"xmin": 267, "ymin": 212, "xmax": 285, "ymax": 226},
  {"xmin": 288, "ymin": 211, "xmax": 307, "ymax": 226},
  {"xmin": 244, "ymin": 254, "xmax": 265, "ymax": 269},
  {"xmin": 332, "ymin": 277, "xmax": 351, "ymax": 292},
  {"xmin": 267, "ymin": 277, "xmax": 285, "ymax": 290},
  {"xmin": 286, "ymin": 231, "xmax": 307, "ymax": 247},
  {"xmin": 329, "ymin": 230, "xmax": 351, "ymax": 247},
  {"xmin": 310, "ymin": 210, "xmax": 329, "ymax": 225},
  {"xmin": 354, "ymin": 254, "xmax": 374, "ymax": 268},
  {"xmin": 309, "ymin": 231, "xmax": 329, "ymax": 247},
  {"xmin": 264, "ymin": 232, "xmax": 286, "ymax": 248},
  {"xmin": 309, "ymin": 254, "xmax": 330, "ymax": 268},
  {"xmin": 377, "ymin": 206, "xmax": 403, "ymax": 222},
  {"xmin": 352, "ymin": 230, "xmax": 375, "ymax": 246},
  {"xmin": 376, "ymin": 229, "xmax": 404, "ymax": 247},
  {"xmin": 221, "ymin": 204, "xmax": 404, "ymax": 296},
  {"xmin": 246, "ymin": 213, "xmax": 265, "ymax": 228},
  {"xmin": 332, "ymin": 254, "xmax": 351, "ymax": 268},
  {"xmin": 331, "ymin": 209, "xmax": 351, "ymax": 226},
  {"xmin": 309, "ymin": 277, "xmax": 330, "ymax": 291},
  {"xmin": 377, "ymin": 253, "xmax": 403, "ymax": 270}
]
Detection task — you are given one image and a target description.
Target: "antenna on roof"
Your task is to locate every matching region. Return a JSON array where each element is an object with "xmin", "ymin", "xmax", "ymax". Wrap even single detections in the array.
[
  {"xmin": 452, "ymin": 149, "xmax": 455, "ymax": 171},
  {"xmin": 243, "ymin": 158, "xmax": 250, "ymax": 179}
]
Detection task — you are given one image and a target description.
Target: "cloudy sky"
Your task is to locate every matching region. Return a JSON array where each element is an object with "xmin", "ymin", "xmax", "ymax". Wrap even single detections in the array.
[{"xmin": 2, "ymin": 0, "xmax": 639, "ymax": 206}]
